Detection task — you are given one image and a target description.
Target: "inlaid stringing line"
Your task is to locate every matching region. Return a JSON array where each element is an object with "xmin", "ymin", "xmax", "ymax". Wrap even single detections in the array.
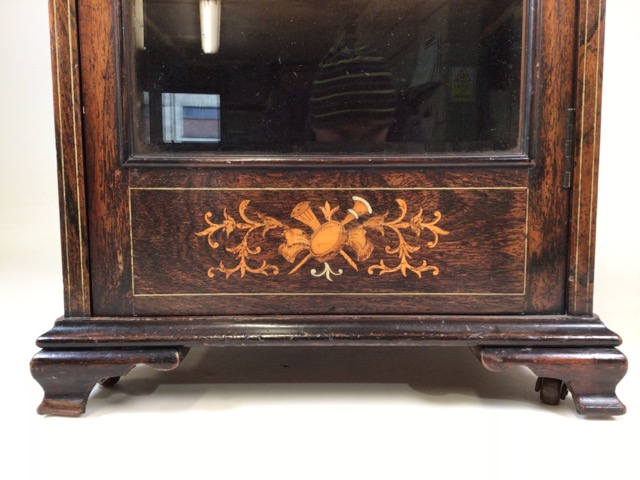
[
  {"xmin": 67, "ymin": 0, "xmax": 87, "ymax": 313},
  {"xmin": 129, "ymin": 186, "xmax": 528, "ymax": 297},
  {"xmin": 133, "ymin": 292, "xmax": 525, "ymax": 298},
  {"xmin": 586, "ymin": 0, "xmax": 603, "ymax": 311},
  {"xmin": 574, "ymin": 0, "xmax": 590, "ymax": 312},
  {"xmin": 523, "ymin": 187, "xmax": 530, "ymax": 295},
  {"xmin": 129, "ymin": 188, "xmax": 136, "ymax": 310},
  {"xmin": 129, "ymin": 186, "xmax": 528, "ymax": 192},
  {"xmin": 54, "ymin": 1, "xmax": 73, "ymax": 311}
]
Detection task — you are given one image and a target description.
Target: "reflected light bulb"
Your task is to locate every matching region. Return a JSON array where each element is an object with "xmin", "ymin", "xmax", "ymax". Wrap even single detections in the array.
[{"xmin": 200, "ymin": 0, "xmax": 222, "ymax": 54}]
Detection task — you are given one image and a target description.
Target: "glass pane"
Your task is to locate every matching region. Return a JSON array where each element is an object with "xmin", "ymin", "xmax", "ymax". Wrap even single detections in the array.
[{"xmin": 129, "ymin": 0, "xmax": 526, "ymax": 156}]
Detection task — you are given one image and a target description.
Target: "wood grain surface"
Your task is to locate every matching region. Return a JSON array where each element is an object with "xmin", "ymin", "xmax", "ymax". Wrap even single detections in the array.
[
  {"xmin": 129, "ymin": 186, "xmax": 528, "ymax": 315},
  {"xmin": 49, "ymin": 0, "xmax": 91, "ymax": 316},
  {"xmin": 568, "ymin": 0, "xmax": 607, "ymax": 315},
  {"xmin": 64, "ymin": 0, "xmax": 594, "ymax": 318}
]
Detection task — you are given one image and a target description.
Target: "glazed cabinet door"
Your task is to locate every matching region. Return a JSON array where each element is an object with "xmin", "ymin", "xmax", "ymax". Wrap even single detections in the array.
[{"xmin": 77, "ymin": 0, "xmax": 577, "ymax": 317}]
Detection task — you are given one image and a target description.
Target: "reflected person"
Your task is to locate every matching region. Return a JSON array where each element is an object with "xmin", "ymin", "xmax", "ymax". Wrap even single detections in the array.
[{"xmin": 309, "ymin": 45, "xmax": 398, "ymax": 144}]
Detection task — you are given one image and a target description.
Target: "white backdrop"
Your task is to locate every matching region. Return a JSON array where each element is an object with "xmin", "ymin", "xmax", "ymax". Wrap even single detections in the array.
[{"xmin": 1, "ymin": 1, "xmax": 638, "ymax": 479}]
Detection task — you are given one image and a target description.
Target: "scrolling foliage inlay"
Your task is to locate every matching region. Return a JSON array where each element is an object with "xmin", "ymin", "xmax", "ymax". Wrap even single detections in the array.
[{"xmin": 196, "ymin": 196, "xmax": 449, "ymax": 282}]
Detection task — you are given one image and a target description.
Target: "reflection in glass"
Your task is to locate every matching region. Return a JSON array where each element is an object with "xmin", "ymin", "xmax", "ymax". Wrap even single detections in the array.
[
  {"xmin": 129, "ymin": 0, "xmax": 526, "ymax": 155},
  {"xmin": 160, "ymin": 93, "xmax": 221, "ymax": 143}
]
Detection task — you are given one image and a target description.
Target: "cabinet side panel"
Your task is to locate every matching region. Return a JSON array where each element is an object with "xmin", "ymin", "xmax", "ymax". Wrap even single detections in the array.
[
  {"xmin": 78, "ymin": 0, "xmax": 133, "ymax": 315},
  {"xmin": 49, "ymin": 0, "xmax": 91, "ymax": 316},
  {"xmin": 568, "ymin": 0, "xmax": 606, "ymax": 315},
  {"xmin": 524, "ymin": 0, "xmax": 576, "ymax": 313}
]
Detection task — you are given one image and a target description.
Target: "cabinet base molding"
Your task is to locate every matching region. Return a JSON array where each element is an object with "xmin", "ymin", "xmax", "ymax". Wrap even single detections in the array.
[
  {"xmin": 31, "ymin": 315, "xmax": 627, "ymax": 416},
  {"xmin": 36, "ymin": 314, "xmax": 621, "ymax": 348}
]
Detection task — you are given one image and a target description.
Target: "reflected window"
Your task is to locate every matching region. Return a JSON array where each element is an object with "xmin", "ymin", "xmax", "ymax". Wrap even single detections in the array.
[
  {"xmin": 128, "ymin": 0, "xmax": 527, "ymax": 155},
  {"xmin": 161, "ymin": 93, "xmax": 221, "ymax": 143}
]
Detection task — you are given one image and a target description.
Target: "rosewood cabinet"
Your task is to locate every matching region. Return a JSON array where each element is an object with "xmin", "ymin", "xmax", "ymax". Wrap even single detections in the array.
[{"xmin": 31, "ymin": 0, "xmax": 628, "ymax": 416}]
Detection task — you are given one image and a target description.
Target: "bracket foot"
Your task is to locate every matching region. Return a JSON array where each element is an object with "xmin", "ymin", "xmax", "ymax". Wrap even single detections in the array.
[
  {"xmin": 475, "ymin": 347, "xmax": 627, "ymax": 416},
  {"xmin": 30, "ymin": 348, "xmax": 189, "ymax": 416}
]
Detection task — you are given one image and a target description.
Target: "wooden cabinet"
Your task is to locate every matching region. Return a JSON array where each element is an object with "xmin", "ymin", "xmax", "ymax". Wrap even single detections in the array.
[{"xmin": 31, "ymin": 0, "xmax": 627, "ymax": 416}]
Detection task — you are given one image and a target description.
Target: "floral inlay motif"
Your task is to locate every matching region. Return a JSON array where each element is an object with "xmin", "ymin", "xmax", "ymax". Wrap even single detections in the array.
[{"xmin": 196, "ymin": 196, "xmax": 449, "ymax": 281}]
